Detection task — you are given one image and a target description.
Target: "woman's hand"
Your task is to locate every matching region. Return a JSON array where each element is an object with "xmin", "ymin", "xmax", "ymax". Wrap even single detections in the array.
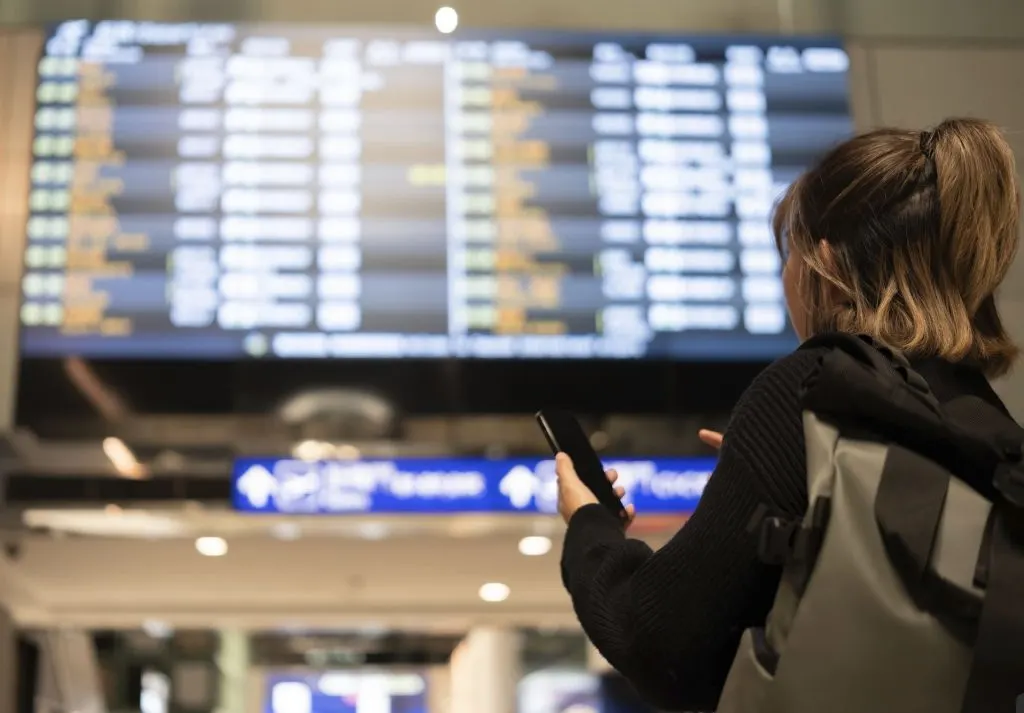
[
  {"xmin": 698, "ymin": 429, "xmax": 724, "ymax": 450},
  {"xmin": 555, "ymin": 453, "xmax": 636, "ymax": 527}
]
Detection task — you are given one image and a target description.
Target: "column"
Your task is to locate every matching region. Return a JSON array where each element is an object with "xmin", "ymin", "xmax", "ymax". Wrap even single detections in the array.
[
  {"xmin": 38, "ymin": 630, "xmax": 105, "ymax": 713},
  {"xmin": 215, "ymin": 630, "xmax": 250, "ymax": 713},
  {"xmin": 427, "ymin": 666, "xmax": 452, "ymax": 713},
  {"xmin": 449, "ymin": 628, "xmax": 522, "ymax": 713},
  {"xmin": 0, "ymin": 605, "xmax": 16, "ymax": 713}
]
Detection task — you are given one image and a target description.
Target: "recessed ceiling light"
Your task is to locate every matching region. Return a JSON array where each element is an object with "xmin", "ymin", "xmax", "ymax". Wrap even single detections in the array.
[
  {"xmin": 335, "ymin": 443, "xmax": 360, "ymax": 460},
  {"xmin": 356, "ymin": 522, "xmax": 390, "ymax": 540},
  {"xmin": 293, "ymin": 439, "xmax": 328, "ymax": 461},
  {"xmin": 142, "ymin": 619, "xmax": 173, "ymax": 639},
  {"xmin": 435, "ymin": 6, "xmax": 458, "ymax": 34},
  {"xmin": 270, "ymin": 523, "xmax": 302, "ymax": 541},
  {"xmin": 478, "ymin": 582, "xmax": 510, "ymax": 603},
  {"xmin": 195, "ymin": 536, "xmax": 228, "ymax": 557},
  {"xmin": 518, "ymin": 535, "xmax": 552, "ymax": 556}
]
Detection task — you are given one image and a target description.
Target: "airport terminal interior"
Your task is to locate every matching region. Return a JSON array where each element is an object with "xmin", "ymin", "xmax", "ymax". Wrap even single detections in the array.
[{"xmin": 0, "ymin": 0, "xmax": 1022, "ymax": 712}]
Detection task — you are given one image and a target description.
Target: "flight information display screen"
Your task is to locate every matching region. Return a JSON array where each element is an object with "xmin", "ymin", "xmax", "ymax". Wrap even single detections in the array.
[{"xmin": 20, "ymin": 20, "xmax": 851, "ymax": 359}]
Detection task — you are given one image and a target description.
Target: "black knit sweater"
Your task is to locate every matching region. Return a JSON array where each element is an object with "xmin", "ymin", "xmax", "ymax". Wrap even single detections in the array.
[{"xmin": 560, "ymin": 346, "xmax": 1010, "ymax": 711}]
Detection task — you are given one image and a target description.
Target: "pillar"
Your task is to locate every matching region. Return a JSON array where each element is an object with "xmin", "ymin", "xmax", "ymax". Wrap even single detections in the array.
[
  {"xmin": 215, "ymin": 630, "xmax": 250, "ymax": 713},
  {"xmin": 448, "ymin": 628, "xmax": 522, "ymax": 713},
  {"xmin": 426, "ymin": 667, "xmax": 451, "ymax": 713},
  {"xmin": 0, "ymin": 605, "xmax": 14, "ymax": 713}
]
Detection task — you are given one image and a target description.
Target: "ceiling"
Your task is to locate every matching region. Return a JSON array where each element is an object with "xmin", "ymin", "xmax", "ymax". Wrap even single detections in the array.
[{"xmin": 1, "ymin": 508, "xmax": 678, "ymax": 631}]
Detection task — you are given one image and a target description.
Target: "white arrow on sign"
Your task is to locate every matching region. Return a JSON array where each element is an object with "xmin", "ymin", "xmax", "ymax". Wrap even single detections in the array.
[
  {"xmin": 236, "ymin": 464, "xmax": 278, "ymax": 508},
  {"xmin": 499, "ymin": 465, "xmax": 540, "ymax": 509}
]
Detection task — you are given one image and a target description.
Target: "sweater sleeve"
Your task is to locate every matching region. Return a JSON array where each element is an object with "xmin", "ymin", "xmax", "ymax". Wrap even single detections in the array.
[{"xmin": 559, "ymin": 348, "xmax": 825, "ymax": 710}]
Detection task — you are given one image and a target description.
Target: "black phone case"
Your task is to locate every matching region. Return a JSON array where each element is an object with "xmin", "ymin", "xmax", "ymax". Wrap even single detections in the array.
[{"xmin": 536, "ymin": 410, "xmax": 627, "ymax": 519}]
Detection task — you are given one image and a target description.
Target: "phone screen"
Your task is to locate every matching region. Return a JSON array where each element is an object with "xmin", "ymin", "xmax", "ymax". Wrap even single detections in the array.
[{"xmin": 536, "ymin": 410, "xmax": 627, "ymax": 520}]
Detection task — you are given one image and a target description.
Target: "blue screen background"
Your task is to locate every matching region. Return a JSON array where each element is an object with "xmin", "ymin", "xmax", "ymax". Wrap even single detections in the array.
[{"xmin": 264, "ymin": 672, "xmax": 427, "ymax": 713}]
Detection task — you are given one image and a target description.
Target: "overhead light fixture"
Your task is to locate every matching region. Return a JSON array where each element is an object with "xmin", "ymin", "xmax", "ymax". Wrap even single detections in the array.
[
  {"xmin": 102, "ymin": 437, "xmax": 144, "ymax": 478},
  {"xmin": 334, "ymin": 443, "xmax": 360, "ymax": 460},
  {"xmin": 293, "ymin": 439, "xmax": 328, "ymax": 461},
  {"xmin": 435, "ymin": 6, "xmax": 459, "ymax": 34},
  {"xmin": 355, "ymin": 522, "xmax": 389, "ymax": 541},
  {"xmin": 270, "ymin": 523, "xmax": 302, "ymax": 541},
  {"xmin": 141, "ymin": 619, "xmax": 173, "ymax": 639},
  {"xmin": 518, "ymin": 535, "xmax": 552, "ymax": 557},
  {"xmin": 478, "ymin": 582, "xmax": 510, "ymax": 603},
  {"xmin": 195, "ymin": 536, "xmax": 228, "ymax": 557}
]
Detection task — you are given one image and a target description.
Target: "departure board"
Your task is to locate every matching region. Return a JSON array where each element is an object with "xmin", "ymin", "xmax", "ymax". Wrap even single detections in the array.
[{"xmin": 20, "ymin": 21, "xmax": 852, "ymax": 359}]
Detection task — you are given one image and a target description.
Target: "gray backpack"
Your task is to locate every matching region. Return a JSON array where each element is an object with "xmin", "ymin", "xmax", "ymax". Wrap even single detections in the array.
[{"xmin": 717, "ymin": 334, "xmax": 1024, "ymax": 713}]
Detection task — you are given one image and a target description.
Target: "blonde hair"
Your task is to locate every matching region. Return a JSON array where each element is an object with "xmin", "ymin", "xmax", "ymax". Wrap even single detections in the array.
[{"xmin": 773, "ymin": 118, "xmax": 1021, "ymax": 377}]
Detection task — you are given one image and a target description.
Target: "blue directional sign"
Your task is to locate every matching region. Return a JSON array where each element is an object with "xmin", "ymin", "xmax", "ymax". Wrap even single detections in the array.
[{"xmin": 231, "ymin": 456, "xmax": 715, "ymax": 515}]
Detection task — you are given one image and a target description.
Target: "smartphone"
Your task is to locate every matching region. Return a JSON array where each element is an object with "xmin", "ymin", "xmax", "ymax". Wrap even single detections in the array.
[{"xmin": 536, "ymin": 409, "xmax": 627, "ymax": 520}]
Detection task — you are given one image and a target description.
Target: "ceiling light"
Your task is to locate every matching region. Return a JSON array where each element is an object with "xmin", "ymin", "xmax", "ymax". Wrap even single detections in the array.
[
  {"xmin": 518, "ymin": 535, "xmax": 552, "ymax": 557},
  {"xmin": 478, "ymin": 582, "xmax": 510, "ymax": 603},
  {"xmin": 195, "ymin": 536, "xmax": 228, "ymax": 557},
  {"xmin": 334, "ymin": 443, "xmax": 360, "ymax": 460},
  {"xmin": 293, "ymin": 439, "xmax": 328, "ymax": 461},
  {"xmin": 102, "ymin": 437, "xmax": 144, "ymax": 478},
  {"xmin": 435, "ymin": 6, "xmax": 458, "ymax": 34},
  {"xmin": 355, "ymin": 522, "xmax": 389, "ymax": 541},
  {"xmin": 142, "ymin": 620, "xmax": 173, "ymax": 639},
  {"xmin": 270, "ymin": 523, "xmax": 302, "ymax": 541}
]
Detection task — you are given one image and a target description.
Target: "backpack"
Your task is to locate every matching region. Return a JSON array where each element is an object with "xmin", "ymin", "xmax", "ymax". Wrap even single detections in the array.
[{"xmin": 716, "ymin": 333, "xmax": 1024, "ymax": 713}]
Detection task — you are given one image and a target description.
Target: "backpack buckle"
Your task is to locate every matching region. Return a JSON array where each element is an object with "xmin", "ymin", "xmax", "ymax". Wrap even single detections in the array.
[{"xmin": 757, "ymin": 517, "xmax": 800, "ymax": 565}]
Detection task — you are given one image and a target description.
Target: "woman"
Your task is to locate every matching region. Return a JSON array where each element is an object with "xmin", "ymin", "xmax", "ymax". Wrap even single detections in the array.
[{"xmin": 555, "ymin": 118, "xmax": 1021, "ymax": 711}]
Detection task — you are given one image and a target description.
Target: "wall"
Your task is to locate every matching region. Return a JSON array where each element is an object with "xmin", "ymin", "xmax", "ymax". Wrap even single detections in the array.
[
  {"xmin": 1, "ymin": 0, "xmax": 785, "ymax": 33},
  {"xmin": 0, "ymin": 32, "xmax": 39, "ymax": 434},
  {"xmin": 0, "ymin": 0, "xmax": 1022, "ymax": 40},
  {"xmin": 8, "ymin": 532, "xmax": 582, "ymax": 630},
  {"xmin": 847, "ymin": 41, "xmax": 1024, "ymax": 418},
  {"xmin": 839, "ymin": 0, "xmax": 1024, "ymax": 40}
]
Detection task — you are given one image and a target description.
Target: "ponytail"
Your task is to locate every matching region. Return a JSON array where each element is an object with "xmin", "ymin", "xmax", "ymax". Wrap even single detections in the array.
[{"xmin": 931, "ymin": 118, "xmax": 1020, "ymax": 373}]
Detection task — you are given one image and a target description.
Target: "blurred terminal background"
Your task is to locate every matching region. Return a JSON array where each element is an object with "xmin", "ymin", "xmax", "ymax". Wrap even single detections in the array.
[{"xmin": 0, "ymin": 0, "xmax": 1022, "ymax": 713}]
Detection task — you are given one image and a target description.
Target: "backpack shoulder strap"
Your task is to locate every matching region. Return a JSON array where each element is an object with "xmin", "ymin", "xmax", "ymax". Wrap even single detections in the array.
[
  {"xmin": 961, "ymin": 501, "xmax": 1024, "ymax": 713},
  {"xmin": 798, "ymin": 332, "xmax": 941, "ymax": 434},
  {"xmin": 799, "ymin": 331, "xmax": 913, "ymax": 374},
  {"xmin": 937, "ymin": 396, "xmax": 1024, "ymax": 713},
  {"xmin": 961, "ymin": 443, "xmax": 1024, "ymax": 712}
]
